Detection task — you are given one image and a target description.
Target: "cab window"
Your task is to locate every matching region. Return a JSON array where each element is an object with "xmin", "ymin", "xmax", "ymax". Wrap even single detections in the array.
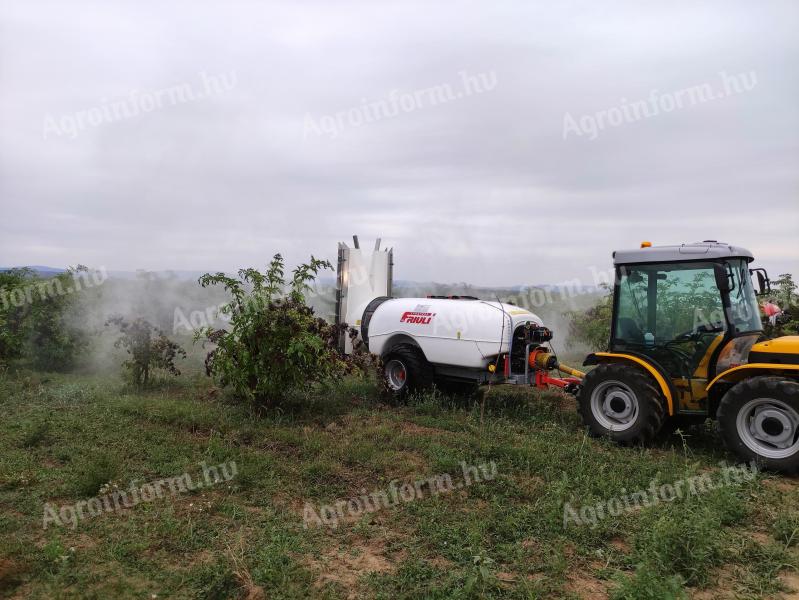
[{"xmin": 614, "ymin": 262, "xmax": 726, "ymax": 378}]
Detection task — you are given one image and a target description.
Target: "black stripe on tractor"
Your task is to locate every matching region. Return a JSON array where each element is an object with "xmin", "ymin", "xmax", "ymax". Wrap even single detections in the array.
[
  {"xmin": 748, "ymin": 351, "xmax": 799, "ymax": 366},
  {"xmin": 360, "ymin": 296, "xmax": 391, "ymax": 350},
  {"xmin": 707, "ymin": 330, "xmax": 734, "ymax": 382}
]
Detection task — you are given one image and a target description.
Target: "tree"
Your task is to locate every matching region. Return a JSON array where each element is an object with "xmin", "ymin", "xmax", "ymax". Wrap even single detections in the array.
[
  {"xmin": 767, "ymin": 273, "xmax": 799, "ymax": 336},
  {"xmin": 26, "ymin": 267, "xmax": 92, "ymax": 371},
  {"xmin": 0, "ymin": 268, "xmax": 32, "ymax": 369},
  {"xmin": 196, "ymin": 254, "xmax": 364, "ymax": 406},
  {"xmin": 106, "ymin": 317, "xmax": 186, "ymax": 386},
  {"xmin": 0, "ymin": 267, "xmax": 93, "ymax": 371},
  {"xmin": 567, "ymin": 284, "xmax": 612, "ymax": 351}
]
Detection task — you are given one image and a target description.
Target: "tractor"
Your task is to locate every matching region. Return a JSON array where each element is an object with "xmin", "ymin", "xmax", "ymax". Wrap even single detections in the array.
[
  {"xmin": 575, "ymin": 241, "xmax": 799, "ymax": 472},
  {"xmin": 337, "ymin": 236, "xmax": 799, "ymax": 472}
]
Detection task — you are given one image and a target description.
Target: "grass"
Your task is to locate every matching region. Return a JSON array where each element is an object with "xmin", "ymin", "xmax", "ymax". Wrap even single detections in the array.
[{"xmin": 0, "ymin": 370, "xmax": 798, "ymax": 599}]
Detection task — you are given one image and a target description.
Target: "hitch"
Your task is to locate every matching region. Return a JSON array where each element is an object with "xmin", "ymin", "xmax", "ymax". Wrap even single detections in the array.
[{"xmin": 528, "ymin": 348, "xmax": 584, "ymax": 395}]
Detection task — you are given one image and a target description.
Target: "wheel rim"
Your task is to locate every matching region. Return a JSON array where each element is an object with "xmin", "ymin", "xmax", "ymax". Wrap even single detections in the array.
[
  {"xmin": 385, "ymin": 359, "xmax": 408, "ymax": 391},
  {"xmin": 590, "ymin": 380, "xmax": 639, "ymax": 432},
  {"xmin": 736, "ymin": 397, "xmax": 799, "ymax": 459}
]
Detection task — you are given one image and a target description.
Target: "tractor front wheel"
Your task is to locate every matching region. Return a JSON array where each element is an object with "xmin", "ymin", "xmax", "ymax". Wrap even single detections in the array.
[
  {"xmin": 577, "ymin": 363, "xmax": 666, "ymax": 444},
  {"xmin": 717, "ymin": 376, "xmax": 799, "ymax": 473}
]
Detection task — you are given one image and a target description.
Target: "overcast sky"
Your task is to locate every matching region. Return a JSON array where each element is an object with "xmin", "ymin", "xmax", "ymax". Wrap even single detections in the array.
[{"xmin": 1, "ymin": 1, "xmax": 797, "ymax": 286}]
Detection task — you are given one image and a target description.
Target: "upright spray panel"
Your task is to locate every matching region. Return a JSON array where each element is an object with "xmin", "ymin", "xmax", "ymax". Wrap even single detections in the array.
[{"xmin": 335, "ymin": 236, "xmax": 393, "ymax": 353}]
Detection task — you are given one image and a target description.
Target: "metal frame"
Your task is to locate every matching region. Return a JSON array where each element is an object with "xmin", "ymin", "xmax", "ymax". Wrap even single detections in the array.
[{"xmin": 335, "ymin": 243, "xmax": 348, "ymax": 354}]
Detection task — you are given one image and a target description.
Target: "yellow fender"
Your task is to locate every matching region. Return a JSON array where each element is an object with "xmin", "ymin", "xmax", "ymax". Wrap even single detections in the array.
[
  {"xmin": 593, "ymin": 352, "xmax": 675, "ymax": 415},
  {"xmin": 706, "ymin": 363, "xmax": 799, "ymax": 391}
]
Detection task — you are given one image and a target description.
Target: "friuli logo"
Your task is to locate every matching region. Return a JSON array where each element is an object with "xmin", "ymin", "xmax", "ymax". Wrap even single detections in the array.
[{"xmin": 400, "ymin": 311, "xmax": 435, "ymax": 324}]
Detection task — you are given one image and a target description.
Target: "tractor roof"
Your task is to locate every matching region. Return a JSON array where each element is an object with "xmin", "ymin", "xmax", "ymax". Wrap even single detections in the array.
[{"xmin": 613, "ymin": 241, "xmax": 754, "ymax": 265}]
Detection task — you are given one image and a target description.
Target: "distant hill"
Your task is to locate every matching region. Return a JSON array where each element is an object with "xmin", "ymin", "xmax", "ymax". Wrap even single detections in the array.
[
  {"xmin": 0, "ymin": 267, "xmax": 600, "ymax": 293},
  {"xmin": 0, "ymin": 266, "xmax": 66, "ymax": 276}
]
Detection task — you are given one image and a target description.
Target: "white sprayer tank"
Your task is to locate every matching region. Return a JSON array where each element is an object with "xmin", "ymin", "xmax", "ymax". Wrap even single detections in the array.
[{"xmin": 364, "ymin": 298, "xmax": 544, "ymax": 369}]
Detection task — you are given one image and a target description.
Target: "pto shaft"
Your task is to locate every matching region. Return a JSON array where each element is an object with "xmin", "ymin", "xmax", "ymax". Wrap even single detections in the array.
[{"xmin": 530, "ymin": 351, "xmax": 585, "ymax": 380}]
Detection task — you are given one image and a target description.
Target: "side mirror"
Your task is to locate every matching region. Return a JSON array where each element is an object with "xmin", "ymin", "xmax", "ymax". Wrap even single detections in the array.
[
  {"xmin": 750, "ymin": 268, "xmax": 771, "ymax": 296},
  {"xmin": 714, "ymin": 263, "xmax": 731, "ymax": 292}
]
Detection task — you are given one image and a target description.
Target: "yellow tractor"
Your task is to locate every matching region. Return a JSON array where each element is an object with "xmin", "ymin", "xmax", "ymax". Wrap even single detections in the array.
[{"xmin": 576, "ymin": 241, "xmax": 799, "ymax": 472}]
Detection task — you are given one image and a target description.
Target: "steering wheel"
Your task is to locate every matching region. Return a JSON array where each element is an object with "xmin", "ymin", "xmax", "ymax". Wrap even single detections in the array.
[
  {"xmin": 659, "ymin": 343, "xmax": 694, "ymax": 361},
  {"xmin": 673, "ymin": 321, "xmax": 725, "ymax": 342}
]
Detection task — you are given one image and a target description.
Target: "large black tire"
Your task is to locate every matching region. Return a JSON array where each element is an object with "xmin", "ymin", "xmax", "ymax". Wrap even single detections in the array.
[
  {"xmin": 577, "ymin": 363, "xmax": 666, "ymax": 444},
  {"xmin": 717, "ymin": 376, "xmax": 799, "ymax": 473},
  {"xmin": 382, "ymin": 344, "xmax": 433, "ymax": 397}
]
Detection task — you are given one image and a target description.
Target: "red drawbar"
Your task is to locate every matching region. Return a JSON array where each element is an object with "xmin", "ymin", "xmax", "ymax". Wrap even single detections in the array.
[{"xmin": 534, "ymin": 370, "xmax": 580, "ymax": 389}]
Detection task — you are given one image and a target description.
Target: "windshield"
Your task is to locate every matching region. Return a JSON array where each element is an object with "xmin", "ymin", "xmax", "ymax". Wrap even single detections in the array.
[
  {"xmin": 613, "ymin": 259, "xmax": 762, "ymax": 379},
  {"xmin": 615, "ymin": 262, "xmax": 726, "ymax": 343},
  {"xmin": 726, "ymin": 258, "xmax": 762, "ymax": 334},
  {"xmin": 614, "ymin": 261, "xmax": 727, "ymax": 378}
]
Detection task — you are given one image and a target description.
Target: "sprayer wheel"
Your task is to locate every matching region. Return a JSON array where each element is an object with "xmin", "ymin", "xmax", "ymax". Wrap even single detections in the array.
[{"xmin": 382, "ymin": 344, "xmax": 433, "ymax": 396}]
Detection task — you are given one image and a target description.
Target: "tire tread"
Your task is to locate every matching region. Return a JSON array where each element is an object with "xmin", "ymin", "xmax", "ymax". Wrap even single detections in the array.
[
  {"xmin": 577, "ymin": 362, "xmax": 667, "ymax": 444},
  {"xmin": 384, "ymin": 344, "xmax": 433, "ymax": 394},
  {"xmin": 717, "ymin": 375, "xmax": 799, "ymax": 473}
]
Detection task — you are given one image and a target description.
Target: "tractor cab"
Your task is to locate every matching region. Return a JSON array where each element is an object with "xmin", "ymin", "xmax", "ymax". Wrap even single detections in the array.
[{"xmin": 609, "ymin": 241, "xmax": 765, "ymax": 412}]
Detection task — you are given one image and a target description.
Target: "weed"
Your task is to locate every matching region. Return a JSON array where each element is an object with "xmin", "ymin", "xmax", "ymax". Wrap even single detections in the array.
[
  {"xmin": 19, "ymin": 419, "xmax": 51, "ymax": 448},
  {"xmin": 72, "ymin": 454, "xmax": 121, "ymax": 497},
  {"xmin": 773, "ymin": 510, "xmax": 799, "ymax": 547},
  {"xmin": 630, "ymin": 485, "xmax": 747, "ymax": 586},
  {"xmin": 611, "ymin": 564, "xmax": 687, "ymax": 600},
  {"xmin": 1, "ymin": 372, "xmax": 795, "ymax": 598}
]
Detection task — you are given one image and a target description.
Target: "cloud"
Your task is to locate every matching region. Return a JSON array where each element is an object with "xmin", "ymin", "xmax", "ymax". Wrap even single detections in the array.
[{"xmin": 1, "ymin": 0, "xmax": 797, "ymax": 286}]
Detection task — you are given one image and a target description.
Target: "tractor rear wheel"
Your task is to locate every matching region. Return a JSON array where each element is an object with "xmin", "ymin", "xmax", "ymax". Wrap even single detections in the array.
[
  {"xmin": 717, "ymin": 376, "xmax": 799, "ymax": 473},
  {"xmin": 577, "ymin": 363, "xmax": 666, "ymax": 444},
  {"xmin": 382, "ymin": 344, "xmax": 433, "ymax": 397}
]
